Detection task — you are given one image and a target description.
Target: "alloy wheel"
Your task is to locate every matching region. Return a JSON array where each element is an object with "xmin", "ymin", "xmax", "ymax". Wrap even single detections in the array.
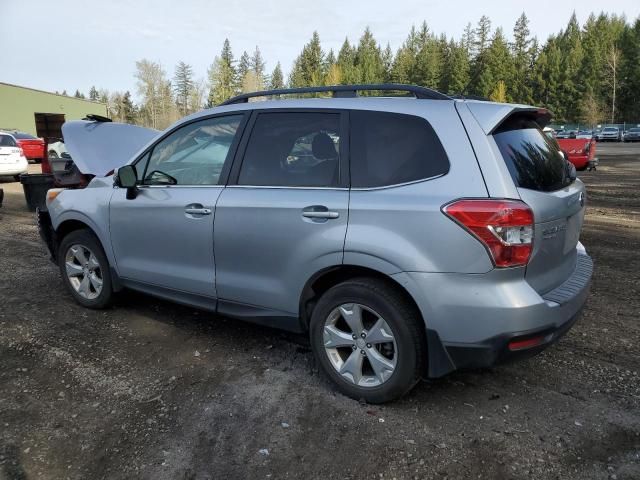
[
  {"xmin": 323, "ymin": 303, "xmax": 397, "ymax": 387},
  {"xmin": 64, "ymin": 244, "xmax": 103, "ymax": 300}
]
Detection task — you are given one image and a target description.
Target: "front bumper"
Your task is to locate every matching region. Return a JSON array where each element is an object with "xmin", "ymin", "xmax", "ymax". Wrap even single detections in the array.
[
  {"xmin": 393, "ymin": 249, "xmax": 593, "ymax": 377},
  {"xmin": 36, "ymin": 208, "xmax": 58, "ymax": 262}
]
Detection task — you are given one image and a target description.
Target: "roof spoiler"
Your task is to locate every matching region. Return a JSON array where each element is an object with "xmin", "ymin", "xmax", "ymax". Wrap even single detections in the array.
[{"xmin": 465, "ymin": 101, "xmax": 553, "ymax": 135}]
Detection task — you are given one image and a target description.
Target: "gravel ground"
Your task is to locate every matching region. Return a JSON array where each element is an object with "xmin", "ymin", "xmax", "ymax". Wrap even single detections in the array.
[{"xmin": 0, "ymin": 145, "xmax": 639, "ymax": 480}]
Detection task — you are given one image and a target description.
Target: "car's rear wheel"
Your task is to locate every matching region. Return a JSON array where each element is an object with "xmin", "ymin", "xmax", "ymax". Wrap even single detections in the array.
[
  {"xmin": 58, "ymin": 229, "xmax": 112, "ymax": 309},
  {"xmin": 309, "ymin": 277, "xmax": 426, "ymax": 403},
  {"xmin": 49, "ymin": 150, "xmax": 58, "ymax": 158}
]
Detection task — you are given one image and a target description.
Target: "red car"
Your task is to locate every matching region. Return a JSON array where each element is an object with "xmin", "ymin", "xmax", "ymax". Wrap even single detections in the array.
[
  {"xmin": 8, "ymin": 131, "xmax": 45, "ymax": 163},
  {"xmin": 543, "ymin": 128, "xmax": 598, "ymax": 171},
  {"xmin": 556, "ymin": 137, "xmax": 598, "ymax": 171}
]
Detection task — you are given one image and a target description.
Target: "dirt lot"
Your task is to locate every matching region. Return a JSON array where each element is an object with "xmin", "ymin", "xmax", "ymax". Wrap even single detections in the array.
[{"xmin": 1, "ymin": 144, "xmax": 639, "ymax": 480}]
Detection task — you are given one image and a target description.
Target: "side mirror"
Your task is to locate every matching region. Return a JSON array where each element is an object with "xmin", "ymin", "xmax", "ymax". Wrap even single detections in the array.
[{"xmin": 116, "ymin": 165, "xmax": 138, "ymax": 199}]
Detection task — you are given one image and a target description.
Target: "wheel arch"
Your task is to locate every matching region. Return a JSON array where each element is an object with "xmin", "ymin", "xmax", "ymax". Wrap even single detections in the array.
[
  {"xmin": 299, "ymin": 264, "xmax": 457, "ymax": 378},
  {"xmin": 54, "ymin": 217, "xmax": 123, "ymax": 291},
  {"xmin": 299, "ymin": 264, "xmax": 422, "ymax": 331}
]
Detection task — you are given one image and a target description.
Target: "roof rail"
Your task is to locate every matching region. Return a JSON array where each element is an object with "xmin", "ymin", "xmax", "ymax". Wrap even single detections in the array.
[{"xmin": 219, "ymin": 84, "xmax": 451, "ymax": 106}]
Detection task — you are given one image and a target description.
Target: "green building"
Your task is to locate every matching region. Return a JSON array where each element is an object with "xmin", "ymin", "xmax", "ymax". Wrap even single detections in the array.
[{"xmin": 0, "ymin": 82, "xmax": 107, "ymax": 136}]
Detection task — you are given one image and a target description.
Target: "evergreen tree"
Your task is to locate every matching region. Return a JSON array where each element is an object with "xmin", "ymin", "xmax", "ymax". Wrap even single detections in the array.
[
  {"xmin": 207, "ymin": 39, "xmax": 237, "ymax": 106},
  {"xmin": 556, "ymin": 13, "xmax": 583, "ymax": 121},
  {"xmin": 173, "ymin": 61, "xmax": 195, "ymax": 115},
  {"xmin": 485, "ymin": 28, "xmax": 515, "ymax": 101},
  {"xmin": 468, "ymin": 15, "xmax": 492, "ymax": 96},
  {"xmin": 121, "ymin": 91, "xmax": 137, "ymax": 123},
  {"xmin": 237, "ymin": 51, "xmax": 251, "ymax": 90},
  {"xmin": 474, "ymin": 15, "xmax": 492, "ymax": 57},
  {"xmin": 337, "ymin": 38, "xmax": 359, "ymax": 84},
  {"xmin": 618, "ymin": 18, "xmax": 640, "ymax": 121},
  {"xmin": 391, "ymin": 26, "xmax": 420, "ymax": 84},
  {"xmin": 249, "ymin": 46, "xmax": 266, "ymax": 90},
  {"xmin": 89, "ymin": 86, "xmax": 99, "ymax": 101},
  {"xmin": 355, "ymin": 27, "xmax": 384, "ymax": 84},
  {"xmin": 441, "ymin": 39, "xmax": 470, "ymax": 95},
  {"xmin": 511, "ymin": 13, "xmax": 533, "ymax": 103},
  {"xmin": 74, "ymin": 89, "xmax": 83, "ymax": 99},
  {"xmin": 531, "ymin": 39, "xmax": 563, "ymax": 118},
  {"xmin": 269, "ymin": 62, "xmax": 285, "ymax": 90},
  {"xmin": 381, "ymin": 43, "xmax": 394, "ymax": 82},
  {"xmin": 62, "ymin": 90, "xmax": 68, "ymax": 96},
  {"xmin": 289, "ymin": 31, "xmax": 324, "ymax": 87}
]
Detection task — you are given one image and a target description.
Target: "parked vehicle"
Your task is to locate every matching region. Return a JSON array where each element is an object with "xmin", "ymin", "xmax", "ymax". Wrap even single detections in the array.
[
  {"xmin": 576, "ymin": 130, "xmax": 593, "ymax": 139},
  {"xmin": 557, "ymin": 138, "xmax": 598, "ymax": 171},
  {"xmin": 0, "ymin": 132, "xmax": 29, "ymax": 180},
  {"xmin": 37, "ymin": 84, "xmax": 592, "ymax": 403},
  {"xmin": 543, "ymin": 127, "xmax": 597, "ymax": 171},
  {"xmin": 47, "ymin": 140, "xmax": 70, "ymax": 159},
  {"xmin": 555, "ymin": 130, "xmax": 570, "ymax": 139},
  {"xmin": 598, "ymin": 126, "xmax": 621, "ymax": 142},
  {"xmin": 623, "ymin": 127, "xmax": 640, "ymax": 142},
  {"xmin": 2, "ymin": 131, "xmax": 45, "ymax": 163}
]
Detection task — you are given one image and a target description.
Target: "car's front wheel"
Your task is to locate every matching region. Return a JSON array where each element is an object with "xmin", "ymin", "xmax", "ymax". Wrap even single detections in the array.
[
  {"xmin": 58, "ymin": 229, "xmax": 113, "ymax": 309},
  {"xmin": 310, "ymin": 277, "xmax": 426, "ymax": 403}
]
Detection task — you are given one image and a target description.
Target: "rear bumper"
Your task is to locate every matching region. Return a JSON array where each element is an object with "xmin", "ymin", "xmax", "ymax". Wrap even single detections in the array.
[
  {"xmin": 392, "ymin": 247, "xmax": 593, "ymax": 377},
  {"xmin": 0, "ymin": 160, "xmax": 29, "ymax": 176}
]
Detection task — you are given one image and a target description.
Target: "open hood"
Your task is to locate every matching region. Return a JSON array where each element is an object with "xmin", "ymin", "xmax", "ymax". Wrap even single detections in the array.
[{"xmin": 62, "ymin": 120, "xmax": 158, "ymax": 176}]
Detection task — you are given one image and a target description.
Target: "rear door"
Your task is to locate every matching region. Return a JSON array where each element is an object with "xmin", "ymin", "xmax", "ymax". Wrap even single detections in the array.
[
  {"xmin": 492, "ymin": 114, "xmax": 586, "ymax": 294},
  {"xmin": 214, "ymin": 110, "xmax": 349, "ymax": 319}
]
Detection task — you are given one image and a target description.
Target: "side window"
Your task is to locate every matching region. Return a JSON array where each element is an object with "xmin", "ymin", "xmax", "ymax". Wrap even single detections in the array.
[
  {"xmin": 350, "ymin": 110, "xmax": 449, "ymax": 188},
  {"xmin": 238, "ymin": 112, "xmax": 341, "ymax": 187},
  {"xmin": 135, "ymin": 152, "xmax": 150, "ymax": 182},
  {"xmin": 142, "ymin": 115, "xmax": 243, "ymax": 186}
]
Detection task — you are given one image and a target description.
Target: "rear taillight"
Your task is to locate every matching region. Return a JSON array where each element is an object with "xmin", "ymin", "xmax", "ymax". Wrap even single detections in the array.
[
  {"xmin": 18, "ymin": 147, "xmax": 25, "ymax": 158},
  {"xmin": 443, "ymin": 199, "xmax": 534, "ymax": 268}
]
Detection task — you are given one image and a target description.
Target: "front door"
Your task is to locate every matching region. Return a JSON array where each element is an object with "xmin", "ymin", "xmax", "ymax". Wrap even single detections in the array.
[
  {"xmin": 214, "ymin": 111, "xmax": 349, "ymax": 318},
  {"xmin": 109, "ymin": 114, "xmax": 246, "ymax": 298}
]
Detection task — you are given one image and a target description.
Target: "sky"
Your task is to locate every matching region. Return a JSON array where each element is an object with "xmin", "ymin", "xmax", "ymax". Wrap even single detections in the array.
[{"xmin": 2, "ymin": 0, "xmax": 639, "ymax": 101}]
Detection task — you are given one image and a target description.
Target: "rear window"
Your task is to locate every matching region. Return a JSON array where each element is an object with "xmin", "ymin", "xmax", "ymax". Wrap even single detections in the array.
[
  {"xmin": 493, "ymin": 116, "xmax": 570, "ymax": 192},
  {"xmin": 12, "ymin": 132, "xmax": 37, "ymax": 140},
  {"xmin": 0, "ymin": 135, "xmax": 17, "ymax": 147},
  {"xmin": 350, "ymin": 110, "xmax": 449, "ymax": 188}
]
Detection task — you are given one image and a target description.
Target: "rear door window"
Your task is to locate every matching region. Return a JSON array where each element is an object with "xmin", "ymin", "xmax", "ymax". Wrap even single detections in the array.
[
  {"xmin": 493, "ymin": 116, "xmax": 570, "ymax": 192},
  {"xmin": 350, "ymin": 110, "xmax": 449, "ymax": 188},
  {"xmin": 238, "ymin": 112, "xmax": 341, "ymax": 187}
]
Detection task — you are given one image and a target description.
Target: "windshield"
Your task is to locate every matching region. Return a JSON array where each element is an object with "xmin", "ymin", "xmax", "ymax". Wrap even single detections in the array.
[
  {"xmin": 604, "ymin": 127, "xmax": 618, "ymax": 132},
  {"xmin": 493, "ymin": 116, "xmax": 570, "ymax": 192},
  {"xmin": 629, "ymin": 128, "xmax": 640, "ymax": 133}
]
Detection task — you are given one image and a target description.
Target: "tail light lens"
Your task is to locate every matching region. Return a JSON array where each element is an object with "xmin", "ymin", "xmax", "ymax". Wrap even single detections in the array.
[
  {"xmin": 18, "ymin": 147, "xmax": 25, "ymax": 158},
  {"xmin": 443, "ymin": 199, "xmax": 534, "ymax": 268}
]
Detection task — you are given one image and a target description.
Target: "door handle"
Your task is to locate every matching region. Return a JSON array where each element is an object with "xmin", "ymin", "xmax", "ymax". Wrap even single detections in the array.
[
  {"xmin": 302, "ymin": 206, "xmax": 339, "ymax": 219},
  {"xmin": 185, "ymin": 207, "xmax": 212, "ymax": 216}
]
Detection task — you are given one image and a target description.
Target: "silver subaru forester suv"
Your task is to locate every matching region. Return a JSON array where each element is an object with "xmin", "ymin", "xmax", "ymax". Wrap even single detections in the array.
[{"xmin": 38, "ymin": 84, "xmax": 592, "ymax": 403}]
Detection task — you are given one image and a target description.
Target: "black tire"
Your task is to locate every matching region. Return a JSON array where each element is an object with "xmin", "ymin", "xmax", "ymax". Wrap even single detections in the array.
[
  {"xmin": 13, "ymin": 175, "xmax": 21, "ymax": 182},
  {"xmin": 48, "ymin": 150, "xmax": 59, "ymax": 158},
  {"xmin": 58, "ymin": 229, "xmax": 113, "ymax": 309},
  {"xmin": 309, "ymin": 277, "xmax": 426, "ymax": 403}
]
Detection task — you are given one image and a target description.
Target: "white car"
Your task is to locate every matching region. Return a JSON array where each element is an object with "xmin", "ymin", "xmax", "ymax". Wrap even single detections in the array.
[{"xmin": 0, "ymin": 132, "xmax": 29, "ymax": 180}]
